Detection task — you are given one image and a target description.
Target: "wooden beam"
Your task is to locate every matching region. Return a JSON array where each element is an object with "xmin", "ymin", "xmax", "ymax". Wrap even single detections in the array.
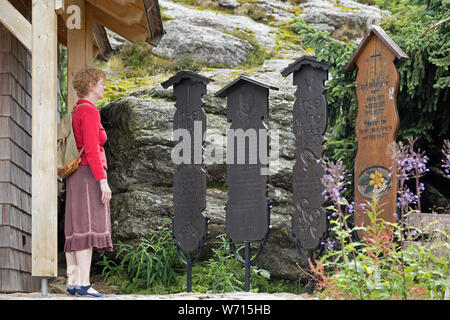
[
  {"xmin": 66, "ymin": 0, "xmax": 95, "ymax": 110},
  {"xmin": 31, "ymin": 0, "xmax": 58, "ymax": 278},
  {"xmin": 86, "ymin": 0, "xmax": 143, "ymax": 26},
  {"xmin": 85, "ymin": 2, "xmax": 94, "ymax": 65},
  {"xmin": 92, "ymin": 23, "xmax": 114, "ymax": 61},
  {"xmin": 93, "ymin": 6, "xmax": 147, "ymax": 43},
  {"xmin": 55, "ymin": 0, "xmax": 65, "ymax": 14},
  {"xmin": 0, "ymin": 0, "xmax": 32, "ymax": 52},
  {"xmin": 112, "ymin": 0, "xmax": 137, "ymax": 6},
  {"xmin": 57, "ymin": 14, "xmax": 68, "ymax": 45},
  {"xmin": 67, "ymin": 0, "xmax": 85, "ymax": 110}
]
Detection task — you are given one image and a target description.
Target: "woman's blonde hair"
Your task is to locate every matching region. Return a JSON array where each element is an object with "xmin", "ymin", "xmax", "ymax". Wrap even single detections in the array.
[{"xmin": 72, "ymin": 68, "xmax": 106, "ymax": 98}]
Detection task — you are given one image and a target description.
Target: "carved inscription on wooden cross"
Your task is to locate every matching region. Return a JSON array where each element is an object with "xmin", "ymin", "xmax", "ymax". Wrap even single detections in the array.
[
  {"xmin": 346, "ymin": 26, "xmax": 408, "ymax": 239},
  {"xmin": 282, "ymin": 56, "xmax": 329, "ymax": 250},
  {"xmin": 162, "ymin": 70, "xmax": 212, "ymax": 252}
]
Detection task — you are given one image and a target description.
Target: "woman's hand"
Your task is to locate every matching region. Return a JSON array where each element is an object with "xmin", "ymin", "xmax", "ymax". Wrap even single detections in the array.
[{"xmin": 99, "ymin": 179, "xmax": 112, "ymax": 205}]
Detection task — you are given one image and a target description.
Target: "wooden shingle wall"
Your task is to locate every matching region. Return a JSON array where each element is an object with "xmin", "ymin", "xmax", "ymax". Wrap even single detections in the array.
[{"xmin": 0, "ymin": 22, "xmax": 39, "ymax": 293}]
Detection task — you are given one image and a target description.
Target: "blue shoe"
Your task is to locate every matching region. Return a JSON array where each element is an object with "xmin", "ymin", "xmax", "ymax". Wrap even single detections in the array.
[
  {"xmin": 66, "ymin": 285, "xmax": 79, "ymax": 296},
  {"xmin": 75, "ymin": 285, "xmax": 106, "ymax": 298}
]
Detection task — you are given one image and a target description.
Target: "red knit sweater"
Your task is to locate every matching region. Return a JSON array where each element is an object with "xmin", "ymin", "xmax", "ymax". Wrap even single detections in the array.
[{"xmin": 72, "ymin": 99, "xmax": 108, "ymax": 181}]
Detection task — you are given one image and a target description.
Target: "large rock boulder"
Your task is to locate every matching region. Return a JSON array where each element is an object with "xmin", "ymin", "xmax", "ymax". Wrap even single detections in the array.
[
  {"xmin": 159, "ymin": 0, "xmax": 277, "ymax": 49},
  {"xmin": 300, "ymin": 0, "xmax": 391, "ymax": 40},
  {"xmin": 100, "ymin": 95, "xmax": 176, "ymax": 192},
  {"xmin": 152, "ymin": 20, "xmax": 254, "ymax": 67}
]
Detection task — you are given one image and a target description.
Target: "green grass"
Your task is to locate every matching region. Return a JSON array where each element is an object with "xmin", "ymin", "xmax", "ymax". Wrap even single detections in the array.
[{"xmin": 97, "ymin": 229, "xmax": 306, "ymax": 295}]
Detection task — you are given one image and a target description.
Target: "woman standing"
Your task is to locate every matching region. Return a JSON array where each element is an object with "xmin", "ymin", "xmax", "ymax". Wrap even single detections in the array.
[{"xmin": 64, "ymin": 68, "xmax": 112, "ymax": 297}]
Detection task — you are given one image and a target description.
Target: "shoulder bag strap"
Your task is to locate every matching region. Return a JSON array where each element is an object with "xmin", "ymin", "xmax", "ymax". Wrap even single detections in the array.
[{"xmin": 71, "ymin": 103, "xmax": 88, "ymax": 159}]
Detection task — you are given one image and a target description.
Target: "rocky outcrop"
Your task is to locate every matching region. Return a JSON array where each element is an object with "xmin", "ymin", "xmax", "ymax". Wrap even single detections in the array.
[
  {"xmin": 299, "ymin": 0, "xmax": 391, "ymax": 40},
  {"xmin": 106, "ymin": 0, "xmax": 391, "ymax": 66},
  {"xmin": 217, "ymin": 0, "xmax": 240, "ymax": 9},
  {"xmin": 158, "ymin": 0, "xmax": 278, "ymax": 51}
]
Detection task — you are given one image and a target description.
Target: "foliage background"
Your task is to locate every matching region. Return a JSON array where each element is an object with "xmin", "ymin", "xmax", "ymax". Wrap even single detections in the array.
[{"xmin": 290, "ymin": 0, "xmax": 449, "ymax": 200}]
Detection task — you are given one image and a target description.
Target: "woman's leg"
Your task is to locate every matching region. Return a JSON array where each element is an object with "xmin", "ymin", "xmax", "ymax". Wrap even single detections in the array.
[
  {"xmin": 75, "ymin": 246, "xmax": 101, "ymax": 294},
  {"xmin": 75, "ymin": 247, "xmax": 93, "ymax": 286},
  {"xmin": 65, "ymin": 251, "xmax": 80, "ymax": 286}
]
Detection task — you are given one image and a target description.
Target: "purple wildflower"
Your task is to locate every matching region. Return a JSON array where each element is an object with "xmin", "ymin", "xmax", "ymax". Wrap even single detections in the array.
[
  {"xmin": 321, "ymin": 240, "xmax": 336, "ymax": 250},
  {"xmin": 419, "ymin": 182, "xmax": 425, "ymax": 192},
  {"xmin": 388, "ymin": 138, "xmax": 429, "ymax": 180},
  {"xmin": 320, "ymin": 157, "xmax": 351, "ymax": 206},
  {"xmin": 442, "ymin": 139, "xmax": 450, "ymax": 179},
  {"xmin": 388, "ymin": 138, "xmax": 429, "ymax": 213},
  {"xmin": 348, "ymin": 201, "xmax": 354, "ymax": 214},
  {"xmin": 397, "ymin": 188, "xmax": 417, "ymax": 209},
  {"xmin": 407, "ymin": 137, "xmax": 429, "ymax": 177}
]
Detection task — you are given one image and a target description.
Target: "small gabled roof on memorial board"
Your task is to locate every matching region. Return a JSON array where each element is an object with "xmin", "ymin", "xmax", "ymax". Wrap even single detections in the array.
[
  {"xmin": 161, "ymin": 70, "xmax": 214, "ymax": 89},
  {"xmin": 214, "ymin": 74, "xmax": 279, "ymax": 98},
  {"xmin": 281, "ymin": 55, "xmax": 329, "ymax": 77},
  {"xmin": 346, "ymin": 25, "xmax": 409, "ymax": 71}
]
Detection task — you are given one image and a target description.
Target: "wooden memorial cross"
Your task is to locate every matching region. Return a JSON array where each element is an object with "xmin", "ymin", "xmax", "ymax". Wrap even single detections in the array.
[
  {"xmin": 281, "ymin": 56, "xmax": 329, "ymax": 253},
  {"xmin": 215, "ymin": 74, "xmax": 278, "ymax": 291},
  {"xmin": 346, "ymin": 26, "xmax": 408, "ymax": 239},
  {"xmin": 161, "ymin": 70, "xmax": 213, "ymax": 291}
]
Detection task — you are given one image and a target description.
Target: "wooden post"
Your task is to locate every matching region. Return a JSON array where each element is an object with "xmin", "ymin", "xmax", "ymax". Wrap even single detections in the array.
[
  {"xmin": 31, "ymin": 0, "xmax": 59, "ymax": 278},
  {"xmin": 66, "ymin": 0, "xmax": 93, "ymax": 111},
  {"xmin": 0, "ymin": 0, "xmax": 32, "ymax": 52},
  {"xmin": 55, "ymin": 0, "xmax": 65, "ymax": 14},
  {"xmin": 346, "ymin": 26, "xmax": 408, "ymax": 239}
]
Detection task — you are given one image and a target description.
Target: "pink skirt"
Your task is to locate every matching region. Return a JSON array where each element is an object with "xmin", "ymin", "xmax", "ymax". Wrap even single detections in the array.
[{"xmin": 64, "ymin": 165, "xmax": 113, "ymax": 252}]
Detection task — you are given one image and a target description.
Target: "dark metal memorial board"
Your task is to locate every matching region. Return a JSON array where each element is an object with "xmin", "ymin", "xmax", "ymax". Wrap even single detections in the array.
[
  {"xmin": 215, "ymin": 75, "xmax": 278, "ymax": 241},
  {"xmin": 346, "ymin": 26, "xmax": 408, "ymax": 239},
  {"xmin": 281, "ymin": 56, "xmax": 329, "ymax": 250},
  {"xmin": 172, "ymin": 165, "xmax": 206, "ymax": 252},
  {"xmin": 161, "ymin": 70, "xmax": 212, "ymax": 253}
]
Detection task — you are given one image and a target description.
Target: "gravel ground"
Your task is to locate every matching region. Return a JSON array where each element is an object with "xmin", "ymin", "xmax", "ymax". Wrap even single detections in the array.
[
  {"xmin": 0, "ymin": 274, "xmax": 317, "ymax": 300},
  {"xmin": 0, "ymin": 291, "xmax": 316, "ymax": 300}
]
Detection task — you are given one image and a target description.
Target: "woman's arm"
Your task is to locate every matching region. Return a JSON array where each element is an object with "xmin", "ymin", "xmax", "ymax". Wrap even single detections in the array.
[
  {"xmin": 80, "ymin": 107, "xmax": 107, "ymax": 181},
  {"xmin": 99, "ymin": 178, "xmax": 112, "ymax": 204}
]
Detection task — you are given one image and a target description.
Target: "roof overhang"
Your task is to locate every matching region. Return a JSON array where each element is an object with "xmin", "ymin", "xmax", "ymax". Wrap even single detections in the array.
[
  {"xmin": 57, "ymin": 0, "xmax": 164, "ymax": 60},
  {"xmin": 346, "ymin": 25, "xmax": 409, "ymax": 71},
  {"xmin": 84, "ymin": 0, "xmax": 164, "ymax": 47}
]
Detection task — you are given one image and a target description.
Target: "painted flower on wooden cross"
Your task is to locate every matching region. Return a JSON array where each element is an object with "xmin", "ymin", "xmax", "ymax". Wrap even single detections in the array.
[
  {"xmin": 369, "ymin": 170, "xmax": 384, "ymax": 189},
  {"xmin": 357, "ymin": 166, "xmax": 392, "ymax": 198}
]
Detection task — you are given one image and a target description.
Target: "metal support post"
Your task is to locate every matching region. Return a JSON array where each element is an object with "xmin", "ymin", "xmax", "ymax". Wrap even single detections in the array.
[
  {"xmin": 186, "ymin": 252, "xmax": 192, "ymax": 293},
  {"xmin": 244, "ymin": 242, "xmax": 250, "ymax": 292},
  {"xmin": 40, "ymin": 278, "xmax": 48, "ymax": 297}
]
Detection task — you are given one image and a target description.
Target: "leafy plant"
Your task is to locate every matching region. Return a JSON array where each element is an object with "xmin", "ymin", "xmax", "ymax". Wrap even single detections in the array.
[
  {"xmin": 97, "ymin": 225, "xmax": 184, "ymax": 292},
  {"xmin": 190, "ymin": 234, "xmax": 302, "ymax": 294},
  {"xmin": 302, "ymin": 155, "xmax": 450, "ymax": 300},
  {"xmin": 98, "ymin": 231, "xmax": 303, "ymax": 294},
  {"xmin": 58, "ymin": 44, "xmax": 68, "ymax": 115}
]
